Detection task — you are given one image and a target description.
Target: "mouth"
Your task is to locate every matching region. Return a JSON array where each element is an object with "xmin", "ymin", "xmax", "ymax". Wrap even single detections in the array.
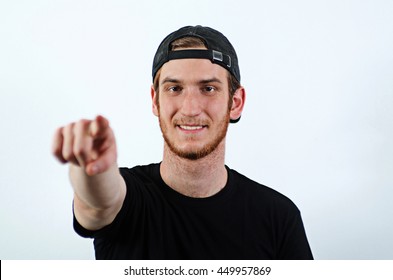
[
  {"xmin": 176, "ymin": 124, "xmax": 208, "ymax": 132},
  {"xmin": 179, "ymin": 125, "xmax": 204, "ymax": 130}
]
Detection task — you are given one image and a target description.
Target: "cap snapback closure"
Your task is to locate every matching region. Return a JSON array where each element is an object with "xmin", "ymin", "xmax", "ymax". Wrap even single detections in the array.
[{"xmin": 212, "ymin": 50, "xmax": 231, "ymax": 68}]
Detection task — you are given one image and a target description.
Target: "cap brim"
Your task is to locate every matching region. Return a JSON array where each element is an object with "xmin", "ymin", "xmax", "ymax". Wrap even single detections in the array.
[{"xmin": 230, "ymin": 116, "xmax": 241, "ymax": 123}]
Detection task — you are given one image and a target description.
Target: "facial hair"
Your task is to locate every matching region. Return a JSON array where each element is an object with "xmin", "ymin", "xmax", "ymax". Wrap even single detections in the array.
[{"xmin": 159, "ymin": 112, "xmax": 230, "ymax": 161}]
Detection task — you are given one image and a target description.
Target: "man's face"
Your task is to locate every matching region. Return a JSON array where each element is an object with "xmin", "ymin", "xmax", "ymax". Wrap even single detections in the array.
[{"xmin": 152, "ymin": 58, "xmax": 231, "ymax": 160}]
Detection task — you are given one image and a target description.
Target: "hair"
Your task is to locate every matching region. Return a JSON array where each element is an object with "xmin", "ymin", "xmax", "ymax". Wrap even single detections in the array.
[{"xmin": 153, "ymin": 37, "xmax": 241, "ymax": 108}]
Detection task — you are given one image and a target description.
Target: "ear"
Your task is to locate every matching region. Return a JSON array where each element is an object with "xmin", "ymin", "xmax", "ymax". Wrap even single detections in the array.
[
  {"xmin": 151, "ymin": 85, "xmax": 159, "ymax": 117},
  {"xmin": 230, "ymin": 86, "xmax": 246, "ymax": 121}
]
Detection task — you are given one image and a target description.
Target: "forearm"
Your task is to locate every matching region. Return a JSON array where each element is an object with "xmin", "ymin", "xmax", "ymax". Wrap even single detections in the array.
[
  {"xmin": 70, "ymin": 163, "xmax": 126, "ymax": 230},
  {"xmin": 70, "ymin": 163, "xmax": 123, "ymax": 209}
]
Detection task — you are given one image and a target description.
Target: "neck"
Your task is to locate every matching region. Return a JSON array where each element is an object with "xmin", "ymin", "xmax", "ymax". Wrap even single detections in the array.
[{"xmin": 160, "ymin": 140, "xmax": 227, "ymax": 198}]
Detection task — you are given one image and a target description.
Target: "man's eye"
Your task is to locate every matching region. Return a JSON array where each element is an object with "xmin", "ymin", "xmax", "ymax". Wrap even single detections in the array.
[
  {"xmin": 168, "ymin": 86, "xmax": 181, "ymax": 92},
  {"xmin": 204, "ymin": 86, "xmax": 215, "ymax": 92}
]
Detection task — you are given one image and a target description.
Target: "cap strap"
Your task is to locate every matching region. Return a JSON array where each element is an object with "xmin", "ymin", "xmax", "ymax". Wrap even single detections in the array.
[{"xmin": 168, "ymin": 50, "xmax": 232, "ymax": 68}]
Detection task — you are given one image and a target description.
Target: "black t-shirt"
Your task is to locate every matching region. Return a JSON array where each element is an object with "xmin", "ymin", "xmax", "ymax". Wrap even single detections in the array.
[{"xmin": 74, "ymin": 163, "xmax": 313, "ymax": 259}]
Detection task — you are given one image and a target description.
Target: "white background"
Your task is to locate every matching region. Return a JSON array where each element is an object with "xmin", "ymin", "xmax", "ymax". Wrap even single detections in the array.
[{"xmin": 0, "ymin": 0, "xmax": 392, "ymax": 260}]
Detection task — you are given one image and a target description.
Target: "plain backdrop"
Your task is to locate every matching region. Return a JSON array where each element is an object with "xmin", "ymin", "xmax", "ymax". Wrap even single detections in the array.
[{"xmin": 0, "ymin": 0, "xmax": 392, "ymax": 259}]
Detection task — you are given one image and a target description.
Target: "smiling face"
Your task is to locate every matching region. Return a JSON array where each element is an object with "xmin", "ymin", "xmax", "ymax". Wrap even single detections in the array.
[{"xmin": 152, "ymin": 58, "xmax": 233, "ymax": 160}]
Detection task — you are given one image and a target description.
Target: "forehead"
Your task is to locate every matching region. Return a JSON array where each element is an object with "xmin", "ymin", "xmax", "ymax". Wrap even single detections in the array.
[{"xmin": 159, "ymin": 58, "xmax": 228, "ymax": 83}]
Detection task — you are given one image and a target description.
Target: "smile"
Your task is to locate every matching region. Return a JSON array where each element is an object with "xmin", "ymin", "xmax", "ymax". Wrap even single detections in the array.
[{"xmin": 178, "ymin": 125, "xmax": 206, "ymax": 131}]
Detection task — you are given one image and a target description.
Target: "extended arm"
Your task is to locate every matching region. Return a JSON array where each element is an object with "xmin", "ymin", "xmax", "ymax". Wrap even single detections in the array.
[{"xmin": 52, "ymin": 115, "xmax": 126, "ymax": 230}]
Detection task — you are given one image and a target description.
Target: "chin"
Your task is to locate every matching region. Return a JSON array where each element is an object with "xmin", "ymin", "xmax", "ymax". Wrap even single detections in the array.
[{"xmin": 166, "ymin": 139, "xmax": 225, "ymax": 161}]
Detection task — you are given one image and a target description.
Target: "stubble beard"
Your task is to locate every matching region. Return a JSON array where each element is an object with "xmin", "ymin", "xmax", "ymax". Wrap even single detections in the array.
[{"xmin": 159, "ymin": 113, "xmax": 230, "ymax": 161}]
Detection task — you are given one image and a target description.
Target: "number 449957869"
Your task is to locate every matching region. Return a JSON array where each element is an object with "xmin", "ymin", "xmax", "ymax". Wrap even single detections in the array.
[{"xmin": 216, "ymin": 267, "xmax": 271, "ymax": 276}]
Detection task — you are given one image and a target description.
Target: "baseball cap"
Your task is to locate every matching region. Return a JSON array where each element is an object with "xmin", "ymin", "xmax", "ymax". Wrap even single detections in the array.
[{"xmin": 152, "ymin": 25, "xmax": 241, "ymax": 123}]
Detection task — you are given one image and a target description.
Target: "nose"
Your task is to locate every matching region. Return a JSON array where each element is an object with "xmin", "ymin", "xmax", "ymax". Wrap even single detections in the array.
[{"xmin": 180, "ymin": 88, "xmax": 202, "ymax": 117}]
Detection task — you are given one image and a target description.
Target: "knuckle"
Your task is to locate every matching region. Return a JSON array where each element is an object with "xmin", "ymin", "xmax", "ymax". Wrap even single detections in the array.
[
  {"xmin": 62, "ymin": 152, "xmax": 73, "ymax": 162},
  {"xmin": 52, "ymin": 145, "xmax": 62, "ymax": 157},
  {"xmin": 66, "ymin": 122, "xmax": 75, "ymax": 129},
  {"xmin": 74, "ymin": 119, "xmax": 90, "ymax": 129},
  {"xmin": 52, "ymin": 127, "xmax": 63, "ymax": 143},
  {"xmin": 54, "ymin": 126, "xmax": 63, "ymax": 135},
  {"xmin": 73, "ymin": 145, "xmax": 86, "ymax": 158},
  {"xmin": 52, "ymin": 127, "xmax": 65, "ymax": 159},
  {"xmin": 62, "ymin": 146, "xmax": 73, "ymax": 160},
  {"xmin": 74, "ymin": 119, "xmax": 94, "ymax": 139},
  {"xmin": 63, "ymin": 123, "xmax": 75, "ymax": 136}
]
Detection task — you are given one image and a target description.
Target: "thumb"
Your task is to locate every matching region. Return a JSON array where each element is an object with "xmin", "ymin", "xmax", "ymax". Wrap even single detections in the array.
[{"xmin": 85, "ymin": 144, "xmax": 117, "ymax": 176}]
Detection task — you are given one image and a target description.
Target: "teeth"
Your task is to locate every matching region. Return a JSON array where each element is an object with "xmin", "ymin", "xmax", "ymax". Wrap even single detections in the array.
[{"xmin": 179, "ymin": 125, "xmax": 203, "ymax": 130}]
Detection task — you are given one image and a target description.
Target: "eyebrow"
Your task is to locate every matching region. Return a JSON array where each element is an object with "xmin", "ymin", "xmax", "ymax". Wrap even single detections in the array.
[
  {"xmin": 199, "ymin": 78, "xmax": 223, "ymax": 85},
  {"xmin": 160, "ymin": 77, "xmax": 223, "ymax": 86},
  {"xmin": 161, "ymin": 78, "xmax": 180, "ymax": 86}
]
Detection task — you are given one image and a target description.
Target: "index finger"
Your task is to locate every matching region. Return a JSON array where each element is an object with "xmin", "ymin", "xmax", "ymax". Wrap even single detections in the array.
[{"xmin": 89, "ymin": 115, "xmax": 109, "ymax": 138}]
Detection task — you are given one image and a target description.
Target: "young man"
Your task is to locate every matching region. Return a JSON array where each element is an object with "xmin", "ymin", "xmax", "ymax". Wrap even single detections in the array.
[{"xmin": 52, "ymin": 25, "xmax": 313, "ymax": 259}]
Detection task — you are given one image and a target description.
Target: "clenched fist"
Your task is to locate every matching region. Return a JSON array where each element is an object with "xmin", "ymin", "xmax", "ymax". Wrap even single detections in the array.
[{"xmin": 52, "ymin": 115, "xmax": 117, "ymax": 176}]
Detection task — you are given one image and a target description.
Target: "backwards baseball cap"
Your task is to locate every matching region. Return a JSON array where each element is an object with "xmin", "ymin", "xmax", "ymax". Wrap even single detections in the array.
[{"xmin": 152, "ymin": 25, "xmax": 242, "ymax": 123}]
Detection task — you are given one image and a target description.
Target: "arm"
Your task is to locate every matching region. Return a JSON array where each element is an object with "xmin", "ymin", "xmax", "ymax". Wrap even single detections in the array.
[
  {"xmin": 278, "ymin": 210, "xmax": 313, "ymax": 260},
  {"xmin": 52, "ymin": 115, "xmax": 126, "ymax": 231}
]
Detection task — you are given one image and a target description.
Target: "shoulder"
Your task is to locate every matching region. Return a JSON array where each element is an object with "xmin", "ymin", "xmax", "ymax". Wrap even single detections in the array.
[
  {"xmin": 120, "ymin": 163, "xmax": 160, "ymax": 183},
  {"xmin": 228, "ymin": 167, "xmax": 300, "ymax": 214},
  {"xmin": 118, "ymin": 163, "xmax": 164, "ymax": 199}
]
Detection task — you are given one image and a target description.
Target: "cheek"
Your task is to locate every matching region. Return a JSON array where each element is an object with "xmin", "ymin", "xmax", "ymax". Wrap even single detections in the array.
[
  {"xmin": 158, "ymin": 99, "xmax": 176, "ymax": 119},
  {"xmin": 208, "ymin": 98, "xmax": 231, "ymax": 116}
]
